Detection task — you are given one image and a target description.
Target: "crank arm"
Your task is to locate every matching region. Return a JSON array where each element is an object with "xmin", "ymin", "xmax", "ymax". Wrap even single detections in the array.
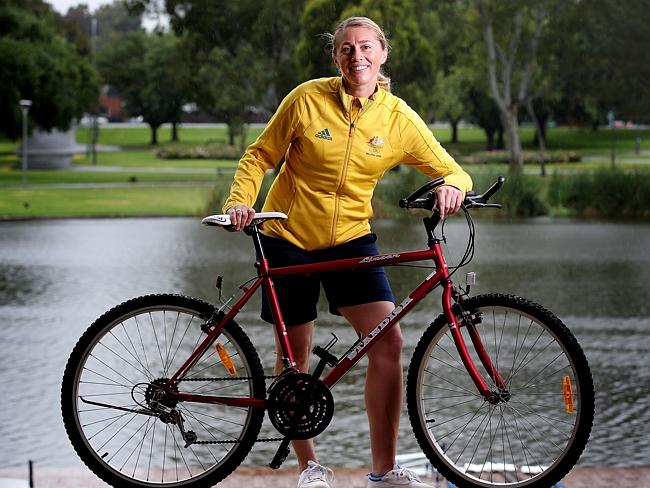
[{"xmin": 79, "ymin": 396, "xmax": 157, "ymax": 416}]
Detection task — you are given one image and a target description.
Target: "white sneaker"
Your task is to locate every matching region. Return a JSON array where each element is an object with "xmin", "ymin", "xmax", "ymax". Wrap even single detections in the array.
[
  {"xmin": 367, "ymin": 465, "xmax": 433, "ymax": 487},
  {"xmin": 297, "ymin": 460, "xmax": 334, "ymax": 488}
]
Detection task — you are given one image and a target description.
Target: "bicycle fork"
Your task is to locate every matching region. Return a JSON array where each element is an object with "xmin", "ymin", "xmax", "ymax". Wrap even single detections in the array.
[{"xmin": 447, "ymin": 282, "xmax": 509, "ymax": 404}]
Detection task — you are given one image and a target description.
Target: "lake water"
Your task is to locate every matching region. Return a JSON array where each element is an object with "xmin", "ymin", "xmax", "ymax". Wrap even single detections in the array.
[{"xmin": 0, "ymin": 216, "xmax": 648, "ymax": 472}]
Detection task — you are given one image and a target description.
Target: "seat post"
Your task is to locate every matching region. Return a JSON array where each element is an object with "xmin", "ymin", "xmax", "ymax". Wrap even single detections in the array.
[{"xmin": 246, "ymin": 224, "xmax": 266, "ymax": 261}]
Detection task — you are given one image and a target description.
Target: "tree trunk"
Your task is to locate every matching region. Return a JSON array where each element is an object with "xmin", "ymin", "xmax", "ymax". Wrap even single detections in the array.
[
  {"xmin": 527, "ymin": 98, "xmax": 548, "ymax": 176},
  {"xmin": 450, "ymin": 120, "xmax": 459, "ymax": 143},
  {"xmin": 227, "ymin": 125, "xmax": 235, "ymax": 146},
  {"xmin": 475, "ymin": 0, "xmax": 548, "ymax": 171},
  {"xmin": 485, "ymin": 128, "xmax": 496, "ymax": 150},
  {"xmin": 171, "ymin": 121, "xmax": 179, "ymax": 142},
  {"xmin": 240, "ymin": 123, "xmax": 248, "ymax": 153},
  {"xmin": 504, "ymin": 104, "xmax": 523, "ymax": 168},
  {"xmin": 150, "ymin": 125, "xmax": 159, "ymax": 145}
]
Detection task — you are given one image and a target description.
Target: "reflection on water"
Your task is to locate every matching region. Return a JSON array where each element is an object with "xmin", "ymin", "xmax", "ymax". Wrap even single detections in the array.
[{"xmin": 0, "ymin": 217, "xmax": 649, "ymax": 470}]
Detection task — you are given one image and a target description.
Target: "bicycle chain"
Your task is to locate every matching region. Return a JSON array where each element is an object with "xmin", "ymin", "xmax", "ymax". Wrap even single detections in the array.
[
  {"xmin": 178, "ymin": 375, "xmax": 277, "ymax": 382},
  {"xmin": 176, "ymin": 375, "xmax": 283, "ymax": 445}
]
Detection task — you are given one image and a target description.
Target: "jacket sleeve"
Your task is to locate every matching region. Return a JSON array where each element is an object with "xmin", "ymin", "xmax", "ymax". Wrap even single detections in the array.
[
  {"xmin": 222, "ymin": 89, "xmax": 303, "ymax": 212},
  {"xmin": 398, "ymin": 105, "xmax": 472, "ymax": 194}
]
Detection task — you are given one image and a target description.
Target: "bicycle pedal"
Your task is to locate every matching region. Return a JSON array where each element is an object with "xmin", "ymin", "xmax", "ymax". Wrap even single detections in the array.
[{"xmin": 312, "ymin": 346, "xmax": 337, "ymax": 367}]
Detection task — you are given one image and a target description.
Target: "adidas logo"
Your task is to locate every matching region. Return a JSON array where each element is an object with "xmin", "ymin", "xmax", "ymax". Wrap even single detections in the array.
[{"xmin": 315, "ymin": 128, "xmax": 333, "ymax": 140}]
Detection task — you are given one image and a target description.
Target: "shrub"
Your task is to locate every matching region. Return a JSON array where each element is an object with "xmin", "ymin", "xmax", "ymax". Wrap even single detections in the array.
[
  {"xmin": 204, "ymin": 171, "xmax": 276, "ymax": 214},
  {"xmin": 549, "ymin": 169, "xmax": 650, "ymax": 218},
  {"xmin": 459, "ymin": 150, "xmax": 580, "ymax": 165},
  {"xmin": 156, "ymin": 142, "xmax": 242, "ymax": 160}
]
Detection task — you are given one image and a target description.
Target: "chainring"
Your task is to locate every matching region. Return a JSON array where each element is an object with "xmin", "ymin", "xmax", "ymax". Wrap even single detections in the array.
[{"xmin": 267, "ymin": 371, "xmax": 334, "ymax": 440}]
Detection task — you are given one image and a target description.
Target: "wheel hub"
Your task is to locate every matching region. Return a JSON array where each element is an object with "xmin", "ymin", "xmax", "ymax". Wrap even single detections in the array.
[{"xmin": 144, "ymin": 378, "xmax": 179, "ymax": 411}]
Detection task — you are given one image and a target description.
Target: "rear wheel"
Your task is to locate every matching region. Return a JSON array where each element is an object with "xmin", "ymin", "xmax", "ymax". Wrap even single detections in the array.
[
  {"xmin": 61, "ymin": 294, "xmax": 265, "ymax": 487},
  {"xmin": 407, "ymin": 294, "xmax": 594, "ymax": 488}
]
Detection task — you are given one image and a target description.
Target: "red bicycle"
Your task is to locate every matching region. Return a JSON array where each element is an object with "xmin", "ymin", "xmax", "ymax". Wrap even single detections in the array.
[{"xmin": 61, "ymin": 177, "xmax": 594, "ymax": 488}]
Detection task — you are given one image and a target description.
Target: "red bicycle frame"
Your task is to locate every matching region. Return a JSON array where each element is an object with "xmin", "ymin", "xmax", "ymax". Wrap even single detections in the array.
[{"xmin": 166, "ymin": 221, "xmax": 507, "ymax": 408}]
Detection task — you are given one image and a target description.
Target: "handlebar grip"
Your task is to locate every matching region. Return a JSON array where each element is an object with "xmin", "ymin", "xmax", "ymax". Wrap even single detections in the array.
[
  {"xmin": 480, "ymin": 176, "xmax": 505, "ymax": 202},
  {"xmin": 399, "ymin": 177, "xmax": 445, "ymax": 208}
]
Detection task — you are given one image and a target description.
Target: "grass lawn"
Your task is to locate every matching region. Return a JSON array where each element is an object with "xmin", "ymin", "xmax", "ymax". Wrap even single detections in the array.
[
  {"xmin": 74, "ymin": 125, "xmax": 264, "ymax": 148},
  {"xmin": 1, "ymin": 186, "xmax": 212, "ymax": 218},
  {"xmin": 1, "ymin": 125, "xmax": 648, "ymax": 219},
  {"xmin": 80, "ymin": 150, "xmax": 239, "ymax": 169}
]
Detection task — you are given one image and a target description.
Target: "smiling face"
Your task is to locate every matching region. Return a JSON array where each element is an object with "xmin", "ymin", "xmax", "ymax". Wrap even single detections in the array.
[{"xmin": 333, "ymin": 26, "xmax": 388, "ymax": 98}]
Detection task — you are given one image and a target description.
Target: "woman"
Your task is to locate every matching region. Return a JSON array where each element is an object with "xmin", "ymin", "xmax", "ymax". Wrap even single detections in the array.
[{"xmin": 223, "ymin": 16, "xmax": 472, "ymax": 488}]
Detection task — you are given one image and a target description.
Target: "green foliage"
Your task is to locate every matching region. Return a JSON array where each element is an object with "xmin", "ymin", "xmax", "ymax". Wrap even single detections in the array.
[
  {"xmin": 339, "ymin": 0, "xmax": 438, "ymax": 114},
  {"xmin": 196, "ymin": 43, "xmax": 271, "ymax": 147},
  {"xmin": 0, "ymin": 0, "xmax": 99, "ymax": 139},
  {"xmin": 204, "ymin": 171, "xmax": 275, "ymax": 215},
  {"xmin": 97, "ymin": 32, "xmax": 191, "ymax": 144},
  {"xmin": 295, "ymin": 0, "xmax": 348, "ymax": 82},
  {"xmin": 459, "ymin": 150, "xmax": 580, "ymax": 165},
  {"xmin": 155, "ymin": 142, "xmax": 242, "ymax": 160},
  {"xmin": 250, "ymin": 0, "xmax": 308, "ymax": 103},
  {"xmin": 433, "ymin": 68, "xmax": 468, "ymax": 124},
  {"xmin": 372, "ymin": 167, "xmax": 430, "ymax": 219},
  {"xmin": 549, "ymin": 169, "xmax": 650, "ymax": 218},
  {"xmin": 498, "ymin": 171, "xmax": 549, "ymax": 218},
  {"xmin": 56, "ymin": 2, "xmax": 143, "ymax": 56},
  {"xmin": 204, "ymin": 176, "xmax": 236, "ymax": 214}
]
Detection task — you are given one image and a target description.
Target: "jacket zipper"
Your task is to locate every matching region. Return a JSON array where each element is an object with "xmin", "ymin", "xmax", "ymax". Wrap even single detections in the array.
[{"xmin": 330, "ymin": 108, "xmax": 358, "ymax": 247}]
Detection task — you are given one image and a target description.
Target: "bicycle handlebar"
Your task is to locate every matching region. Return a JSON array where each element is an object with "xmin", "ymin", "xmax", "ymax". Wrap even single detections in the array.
[
  {"xmin": 398, "ymin": 177, "xmax": 445, "ymax": 208},
  {"xmin": 464, "ymin": 176, "xmax": 505, "ymax": 208},
  {"xmin": 399, "ymin": 176, "xmax": 505, "ymax": 211}
]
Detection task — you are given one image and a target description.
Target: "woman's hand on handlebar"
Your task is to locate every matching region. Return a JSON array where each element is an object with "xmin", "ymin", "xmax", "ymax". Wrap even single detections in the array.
[
  {"xmin": 435, "ymin": 185, "xmax": 463, "ymax": 219},
  {"xmin": 227, "ymin": 205, "xmax": 256, "ymax": 231}
]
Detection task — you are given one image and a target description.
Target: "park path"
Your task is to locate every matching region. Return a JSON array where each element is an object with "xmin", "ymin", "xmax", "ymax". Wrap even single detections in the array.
[{"xmin": 1, "ymin": 466, "xmax": 649, "ymax": 488}]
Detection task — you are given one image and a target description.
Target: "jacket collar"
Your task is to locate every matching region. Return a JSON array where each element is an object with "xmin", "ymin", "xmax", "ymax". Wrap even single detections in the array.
[{"xmin": 336, "ymin": 77, "xmax": 382, "ymax": 116}]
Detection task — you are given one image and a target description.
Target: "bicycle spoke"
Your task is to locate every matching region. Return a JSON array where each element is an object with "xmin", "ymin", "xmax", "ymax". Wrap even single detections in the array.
[
  {"xmin": 64, "ymin": 295, "xmax": 265, "ymax": 486},
  {"xmin": 409, "ymin": 295, "xmax": 593, "ymax": 488}
]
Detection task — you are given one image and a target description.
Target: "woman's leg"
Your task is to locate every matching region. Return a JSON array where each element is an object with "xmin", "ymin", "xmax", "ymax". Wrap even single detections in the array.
[
  {"xmin": 273, "ymin": 321, "xmax": 319, "ymax": 471},
  {"xmin": 339, "ymin": 301, "xmax": 403, "ymax": 476}
]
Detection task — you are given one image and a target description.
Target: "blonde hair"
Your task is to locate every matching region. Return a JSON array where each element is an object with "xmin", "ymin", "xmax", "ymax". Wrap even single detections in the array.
[{"xmin": 327, "ymin": 16, "xmax": 391, "ymax": 92}]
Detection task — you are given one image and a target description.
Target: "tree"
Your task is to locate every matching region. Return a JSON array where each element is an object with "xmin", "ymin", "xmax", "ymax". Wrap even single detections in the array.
[
  {"xmin": 546, "ymin": 0, "xmax": 650, "ymax": 126},
  {"xmin": 97, "ymin": 32, "xmax": 190, "ymax": 144},
  {"xmin": 250, "ymin": 0, "xmax": 308, "ymax": 105},
  {"xmin": 474, "ymin": 0, "xmax": 550, "ymax": 168},
  {"xmin": 339, "ymin": 0, "xmax": 438, "ymax": 115},
  {"xmin": 432, "ymin": 67, "xmax": 470, "ymax": 143},
  {"xmin": 126, "ymin": 0, "xmax": 286, "ymax": 137},
  {"xmin": 196, "ymin": 43, "xmax": 271, "ymax": 148},
  {"xmin": 57, "ymin": 1, "xmax": 143, "ymax": 56},
  {"xmin": 0, "ymin": 0, "xmax": 99, "ymax": 139},
  {"xmin": 295, "ymin": 0, "xmax": 349, "ymax": 82}
]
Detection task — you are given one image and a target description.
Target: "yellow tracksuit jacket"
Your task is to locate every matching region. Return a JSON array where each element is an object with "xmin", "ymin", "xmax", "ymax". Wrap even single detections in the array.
[{"xmin": 223, "ymin": 77, "xmax": 472, "ymax": 250}]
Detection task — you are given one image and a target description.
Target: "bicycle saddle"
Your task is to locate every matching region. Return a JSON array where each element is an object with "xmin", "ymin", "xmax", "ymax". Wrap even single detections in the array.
[{"xmin": 202, "ymin": 211, "xmax": 288, "ymax": 228}]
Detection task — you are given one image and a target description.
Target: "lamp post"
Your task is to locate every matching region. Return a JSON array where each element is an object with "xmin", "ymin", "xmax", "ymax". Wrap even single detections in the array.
[{"xmin": 19, "ymin": 99, "xmax": 32, "ymax": 187}]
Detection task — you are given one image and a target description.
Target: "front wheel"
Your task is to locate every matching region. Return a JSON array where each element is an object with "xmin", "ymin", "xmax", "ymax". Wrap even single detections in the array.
[
  {"xmin": 407, "ymin": 294, "xmax": 594, "ymax": 488},
  {"xmin": 61, "ymin": 294, "xmax": 266, "ymax": 487}
]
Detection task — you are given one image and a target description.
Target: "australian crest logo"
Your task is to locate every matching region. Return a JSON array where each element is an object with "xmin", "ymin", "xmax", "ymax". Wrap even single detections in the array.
[
  {"xmin": 315, "ymin": 128, "xmax": 333, "ymax": 141},
  {"xmin": 367, "ymin": 135, "xmax": 384, "ymax": 157}
]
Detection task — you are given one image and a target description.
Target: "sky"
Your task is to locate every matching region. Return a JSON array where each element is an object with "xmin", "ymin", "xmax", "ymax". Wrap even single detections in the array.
[
  {"xmin": 48, "ymin": 0, "xmax": 114, "ymax": 14},
  {"xmin": 47, "ymin": 0, "xmax": 167, "ymax": 31}
]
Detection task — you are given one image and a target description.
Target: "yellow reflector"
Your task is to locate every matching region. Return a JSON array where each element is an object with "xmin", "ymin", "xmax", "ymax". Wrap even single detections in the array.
[
  {"xmin": 215, "ymin": 342, "xmax": 237, "ymax": 377},
  {"xmin": 563, "ymin": 375, "xmax": 575, "ymax": 413}
]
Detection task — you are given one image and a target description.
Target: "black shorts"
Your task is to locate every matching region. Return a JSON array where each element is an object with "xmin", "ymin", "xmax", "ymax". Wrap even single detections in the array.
[{"xmin": 260, "ymin": 233, "xmax": 395, "ymax": 326}]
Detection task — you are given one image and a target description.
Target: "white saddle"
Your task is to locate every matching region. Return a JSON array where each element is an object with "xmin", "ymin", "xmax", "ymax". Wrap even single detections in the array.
[{"xmin": 202, "ymin": 211, "xmax": 288, "ymax": 228}]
